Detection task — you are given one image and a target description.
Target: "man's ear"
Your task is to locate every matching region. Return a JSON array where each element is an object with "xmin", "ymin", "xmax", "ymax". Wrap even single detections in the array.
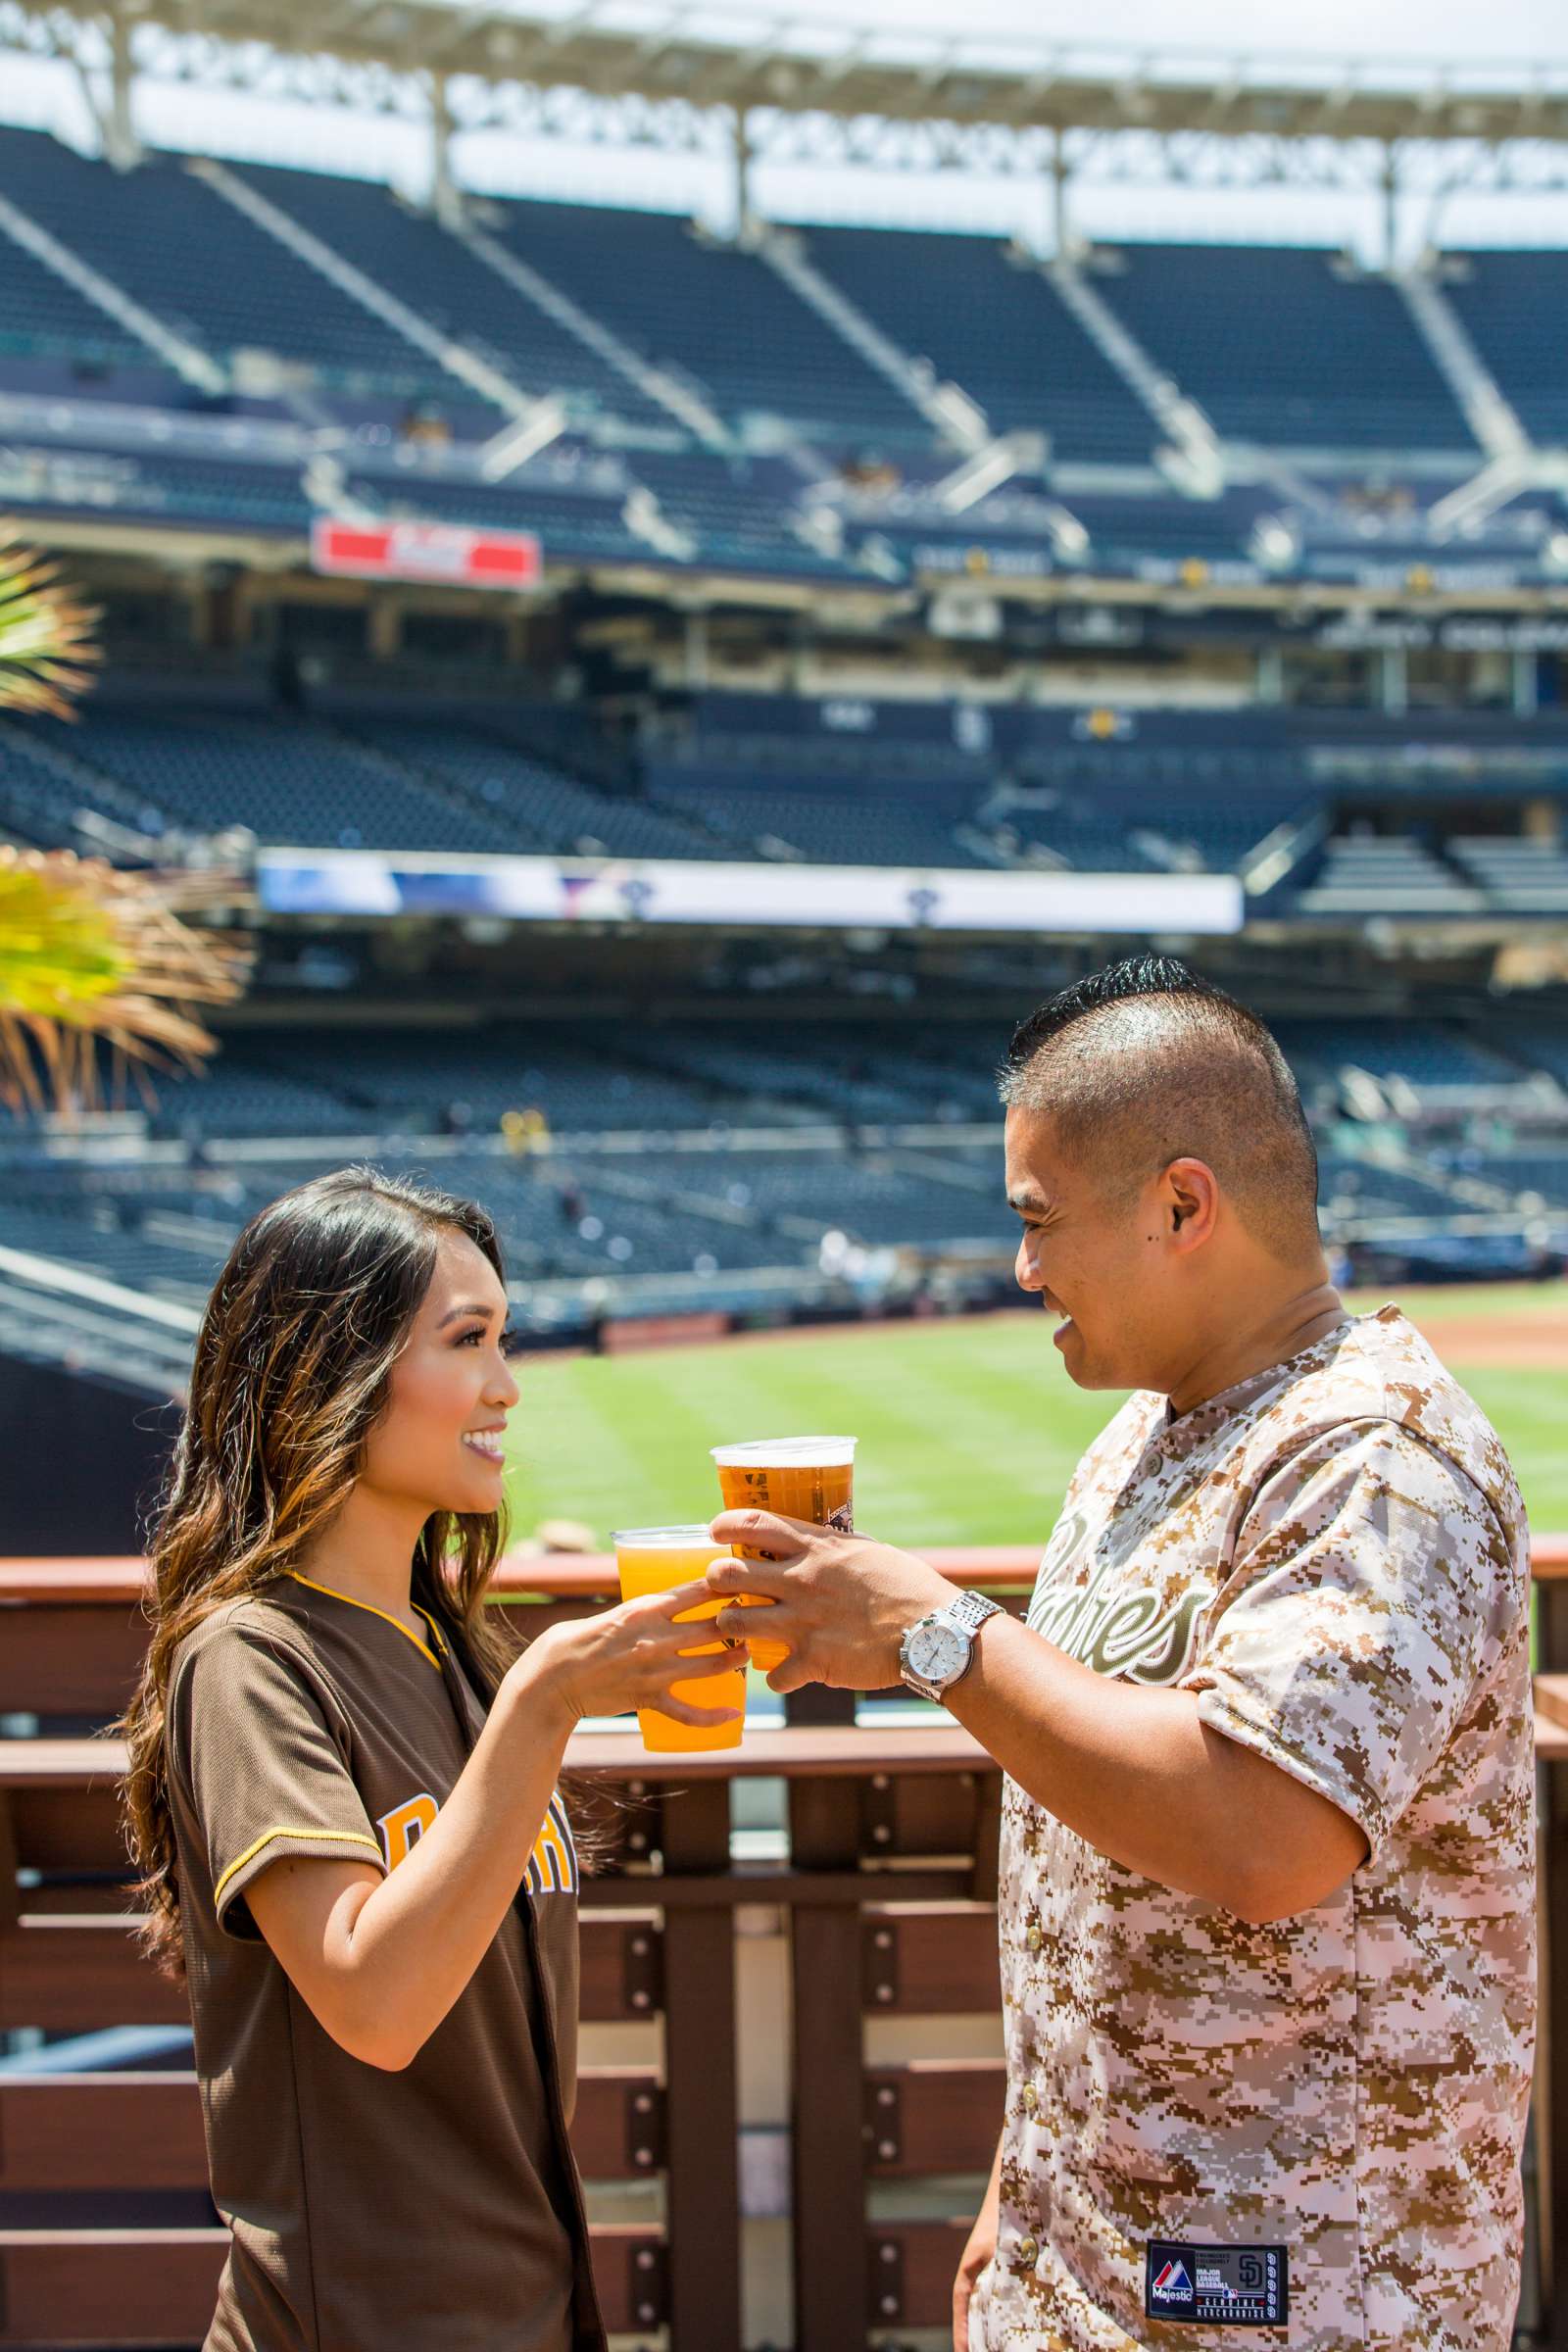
[{"xmin": 1161, "ymin": 1156, "xmax": 1220, "ymax": 1251}]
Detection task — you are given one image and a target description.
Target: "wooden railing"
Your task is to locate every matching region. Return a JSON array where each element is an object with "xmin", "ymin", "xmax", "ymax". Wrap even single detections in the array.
[{"xmin": 2, "ymin": 1544, "xmax": 1565, "ymax": 2349}]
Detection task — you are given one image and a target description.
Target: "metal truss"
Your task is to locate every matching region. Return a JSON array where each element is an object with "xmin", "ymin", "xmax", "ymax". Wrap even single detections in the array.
[{"xmin": 4, "ymin": 3, "xmax": 1568, "ymax": 199}]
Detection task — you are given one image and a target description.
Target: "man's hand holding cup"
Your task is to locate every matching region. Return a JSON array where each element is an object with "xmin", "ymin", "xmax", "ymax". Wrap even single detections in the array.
[{"xmin": 705, "ymin": 1507, "xmax": 956, "ymax": 1694}]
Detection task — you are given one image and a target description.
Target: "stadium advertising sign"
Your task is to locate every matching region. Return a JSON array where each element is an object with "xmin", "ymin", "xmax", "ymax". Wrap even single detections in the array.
[
  {"xmin": 257, "ymin": 850, "xmax": 1242, "ymax": 935},
  {"xmin": 310, "ymin": 516, "xmax": 542, "ymax": 588}
]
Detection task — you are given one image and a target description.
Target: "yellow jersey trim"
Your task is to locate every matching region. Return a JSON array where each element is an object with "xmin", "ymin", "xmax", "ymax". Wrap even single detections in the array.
[
  {"xmin": 285, "ymin": 1571, "xmax": 445, "ymax": 1670},
  {"xmin": 214, "ymin": 1825, "xmax": 383, "ymax": 1910}
]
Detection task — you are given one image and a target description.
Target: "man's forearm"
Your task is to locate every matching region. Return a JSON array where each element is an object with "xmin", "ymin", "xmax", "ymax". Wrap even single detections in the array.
[{"xmin": 944, "ymin": 1611, "xmax": 1361, "ymax": 1922}]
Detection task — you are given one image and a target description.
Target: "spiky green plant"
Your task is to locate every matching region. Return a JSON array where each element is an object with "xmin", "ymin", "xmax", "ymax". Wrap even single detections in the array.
[
  {"xmin": 0, "ymin": 533, "xmax": 99, "ymax": 717},
  {"xmin": 0, "ymin": 850, "xmax": 250, "ymax": 1113},
  {"xmin": 0, "ymin": 530, "xmax": 248, "ymax": 1111}
]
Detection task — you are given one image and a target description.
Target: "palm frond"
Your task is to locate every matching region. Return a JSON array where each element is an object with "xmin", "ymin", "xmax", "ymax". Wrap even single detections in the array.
[
  {"xmin": 0, "ymin": 529, "xmax": 100, "ymax": 719},
  {"xmin": 0, "ymin": 849, "xmax": 251, "ymax": 1114}
]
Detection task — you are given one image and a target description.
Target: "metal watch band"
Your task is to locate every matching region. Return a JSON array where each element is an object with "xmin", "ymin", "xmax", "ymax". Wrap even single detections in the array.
[
  {"xmin": 948, "ymin": 1591, "xmax": 1003, "ymax": 1639},
  {"xmin": 899, "ymin": 1591, "xmax": 1003, "ymax": 1700}
]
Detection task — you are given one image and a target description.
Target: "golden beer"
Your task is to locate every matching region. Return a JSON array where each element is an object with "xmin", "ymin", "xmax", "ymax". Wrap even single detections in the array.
[
  {"xmin": 710, "ymin": 1436, "xmax": 858, "ymax": 1672},
  {"xmin": 612, "ymin": 1525, "xmax": 747, "ymax": 1754}
]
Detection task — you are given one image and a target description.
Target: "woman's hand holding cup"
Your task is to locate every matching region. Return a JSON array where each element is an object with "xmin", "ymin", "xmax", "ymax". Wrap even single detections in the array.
[{"xmin": 512, "ymin": 1581, "xmax": 744, "ymax": 1733}]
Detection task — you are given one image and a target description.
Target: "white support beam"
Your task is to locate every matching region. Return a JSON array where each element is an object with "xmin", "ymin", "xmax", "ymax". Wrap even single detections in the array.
[
  {"xmin": 428, "ymin": 71, "xmax": 464, "ymax": 230},
  {"xmin": 1043, "ymin": 249, "xmax": 1225, "ymax": 493},
  {"xmin": 0, "ymin": 184, "xmax": 224, "ymax": 392},
  {"xmin": 462, "ymin": 219, "xmax": 732, "ymax": 448},
  {"xmin": 1397, "ymin": 262, "xmax": 1533, "ymax": 465},
  {"xmin": 104, "ymin": 7, "xmax": 142, "ymax": 169},
  {"xmin": 192, "ymin": 154, "xmax": 549, "ymax": 424},
  {"xmin": 759, "ymin": 225, "xmax": 991, "ymax": 454}
]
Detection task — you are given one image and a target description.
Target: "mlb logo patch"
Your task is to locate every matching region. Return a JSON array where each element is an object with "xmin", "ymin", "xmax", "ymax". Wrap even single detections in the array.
[{"xmin": 1146, "ymin": 2240, "xmax": 1288, "ymax": 2328}]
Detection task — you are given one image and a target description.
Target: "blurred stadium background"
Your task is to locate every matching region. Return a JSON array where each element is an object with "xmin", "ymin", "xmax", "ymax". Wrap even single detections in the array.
[
  {"xmin": 4, "ymin": 5, "xmax": 1568, "ymax": 2343},
  {"xmin": 5, "ymin": 10, "xmax": 1568, "ymax": 1548}
]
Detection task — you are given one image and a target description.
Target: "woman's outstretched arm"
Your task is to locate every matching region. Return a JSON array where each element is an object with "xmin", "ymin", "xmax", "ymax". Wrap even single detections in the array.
[{"xmin": 247, "ymin": 1587, "xmax": 737, "ymax": 2069}]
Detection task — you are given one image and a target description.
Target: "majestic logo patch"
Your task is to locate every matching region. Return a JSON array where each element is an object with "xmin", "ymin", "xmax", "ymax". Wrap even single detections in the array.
[{"xmin": 1146, "ymin": 2242, "xmax": 1288, "ymax": 2328}]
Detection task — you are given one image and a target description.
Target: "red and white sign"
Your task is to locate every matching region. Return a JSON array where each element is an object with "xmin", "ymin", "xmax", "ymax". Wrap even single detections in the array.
[{"xmin": 310, "ymin": 516, "xmax": 542, "ymax": 589}]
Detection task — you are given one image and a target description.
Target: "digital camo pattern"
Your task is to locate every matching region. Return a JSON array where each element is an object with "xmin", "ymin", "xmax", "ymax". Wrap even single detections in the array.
[{"xmin": 971, "ymin": 1307, "xmax": 1536, "ymax": 2352}]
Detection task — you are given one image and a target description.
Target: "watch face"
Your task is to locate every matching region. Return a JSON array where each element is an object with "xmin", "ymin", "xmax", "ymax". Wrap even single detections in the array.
[{"xmin": 908, "ymin": 1623, "xmax": 968, "ymax": 1686}]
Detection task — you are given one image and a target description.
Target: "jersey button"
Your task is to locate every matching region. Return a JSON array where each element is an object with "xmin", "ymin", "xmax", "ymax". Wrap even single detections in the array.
[
  {"xmin": 1016, "ymin": 2234, "xmax": 1039, "ymax": 2267},
  {"xmin": 1025, "ymin": 1924, "xmax": 1044, "ymax": 1953},
  {"xmin": 1021, "ymin": 2085, "xmax": 1038, "ymax": 2113}
]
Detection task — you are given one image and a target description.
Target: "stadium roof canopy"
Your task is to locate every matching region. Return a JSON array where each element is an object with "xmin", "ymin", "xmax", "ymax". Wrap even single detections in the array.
[{"xmin": 4, "ymin": 1, "xmax": 1568, "ymax": 147}]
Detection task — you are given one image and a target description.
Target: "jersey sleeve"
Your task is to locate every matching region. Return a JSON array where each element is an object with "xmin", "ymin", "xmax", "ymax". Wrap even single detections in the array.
[
  {"xmin": 1181, "ymin": 1419, "xmax": 1513, "ymax": 1862},
  {"xmin": 171, "ymin": 1619, "xmax": 386, "ymax": 1939}
]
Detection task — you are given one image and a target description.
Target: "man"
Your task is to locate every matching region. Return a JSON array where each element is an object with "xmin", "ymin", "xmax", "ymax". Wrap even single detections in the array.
[{"xmin": 708, "ymin": 956, "xmax": 1535, "ymax": 2352}]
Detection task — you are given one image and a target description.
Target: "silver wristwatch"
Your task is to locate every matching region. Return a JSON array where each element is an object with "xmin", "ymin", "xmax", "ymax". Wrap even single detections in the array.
[{"xmin": 899, "ymin": 1590, "xmax": 1003, "ymax": 1703}]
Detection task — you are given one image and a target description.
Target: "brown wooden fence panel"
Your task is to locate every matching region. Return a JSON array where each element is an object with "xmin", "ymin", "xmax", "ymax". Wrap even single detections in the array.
[
  {"xmin": 864, "ymin": 2058, "xmax": 1005, "ymax": 2178},
  {"xmin": 0, "ymin": 2226, "xmax": 667, "ymax": 2344}
]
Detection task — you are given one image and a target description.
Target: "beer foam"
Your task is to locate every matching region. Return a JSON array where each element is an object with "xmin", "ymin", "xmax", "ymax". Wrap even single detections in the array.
[
  {"xmin": 612, "ymin": 1522, "xmax": 724, "ymax": 1547},
  {"xmin": 710, "ymin": 1436, "xmax": 858, "ymax": 1468}
]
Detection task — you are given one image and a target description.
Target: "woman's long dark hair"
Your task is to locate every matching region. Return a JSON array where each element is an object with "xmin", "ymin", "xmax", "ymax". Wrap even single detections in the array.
[{"xmin": 122, "ymin": 1166, "xmax": 521, "ymax": 1976}]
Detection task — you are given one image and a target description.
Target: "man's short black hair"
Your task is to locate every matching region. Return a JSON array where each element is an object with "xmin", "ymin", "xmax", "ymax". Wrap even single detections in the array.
[{"xmin": 999, "ymin": 956, "xmax": 1320, "ymax": 1260}]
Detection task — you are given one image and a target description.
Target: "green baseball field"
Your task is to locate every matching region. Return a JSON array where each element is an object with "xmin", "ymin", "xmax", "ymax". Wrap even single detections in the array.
[{"xmin": 505, "ymin": 1282, "xmax": 1568, "ymax": 1551}]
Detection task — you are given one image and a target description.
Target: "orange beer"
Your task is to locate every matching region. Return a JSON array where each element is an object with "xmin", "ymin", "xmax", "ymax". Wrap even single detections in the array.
[
  {"xmin": 612, "ymin": 1525, "xmax": 747, "ymax": 1754},
  {"xmin": 710, "ymin": 1436, "xmax": 858, "ymax": 1672}
]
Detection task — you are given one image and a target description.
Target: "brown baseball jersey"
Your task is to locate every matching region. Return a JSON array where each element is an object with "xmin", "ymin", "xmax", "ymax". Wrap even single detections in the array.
[
  {"xmin": 167, "ymin": 1571, "xmax": 602, "ymax": 2352},
  {"xmin": 969, "ymin": 1306, "xmax": 1536, "ymax": 2352}
]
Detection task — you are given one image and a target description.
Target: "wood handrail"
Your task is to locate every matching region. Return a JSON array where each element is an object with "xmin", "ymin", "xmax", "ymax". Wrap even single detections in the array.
[
  {"xmin": 4, "ymin": 1534, "xmax": 1567, "ymax": 1605},
  {"xmin": 7, "ymin": 1713, "xmax": 1568, "ymax": 1782},
  {"xmin": 0, "ymin": 1723, "xmax": 993, "ymax": 1787}
]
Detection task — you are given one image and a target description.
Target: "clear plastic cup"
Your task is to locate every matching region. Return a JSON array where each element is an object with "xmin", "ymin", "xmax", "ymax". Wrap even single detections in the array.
[
  {"xmin": 612, "ymin": 1523, "xmax": 747, "ymax": 1753},
  {"xmin": 710, "ymin": 1437, "xmax": 858, "ymax": 1672}
]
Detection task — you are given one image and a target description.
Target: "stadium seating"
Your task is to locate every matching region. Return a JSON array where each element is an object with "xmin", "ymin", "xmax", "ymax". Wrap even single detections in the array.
[
  {"xmin": 1275, "ymin": 1021, "xmax": 1532, "ymax": 1099},
  {"xmin": 347, "ymin": 458, "xmax": 647, "ymax": 564},
  {"xmin": 8, "ymin": 1003, "xmax": 1568, "ymax": 1314},
  {"xmin": 231, "ymin": 162, "xmax": 664, "ymax": 428},
  {"xmin": 240, "ymin": 1024, "xmax": 732, "ymax": 1134},
  {"xmin": 1449, "ymin": 837, "xmax": 1568, "ymax": 914},
  {"xmin": 488, "ymin": 199, "xmax": 924, "ymax": 442},
  {"xmin": 340, "ymin": 713, "xmax": 729, "ymax": 861},
  {"xmin": 799, "ymin": 226, "xmax": 1154, "ymax": 462},
  {"xmin": 1315, "ymin": 1152, "xmax": 1468, "ymax": 1219},
  {"xmin": 628, "ymin": 450, "xmax": 862, "ymax": 578},
  {"xmin": 647, "ymin": 770, "xmax": 993, "ymax": 868},
  {"xmin": 1469, "ymin": 1152, "xmax": 1568, "ymax": 1205},
  {"xmin": 0, "ymin": 225, "xmax": 151, "ymax": 375},
  {"xmin": 1294, "ymin": 835, "xmax": 1487, "ymax": 919},
  {"xmin": 14, "ymin": 450, "xmax": 315, "ymax": 535},
  {"xmin": 41, "ymin": 704, "xmax": 523, "ymax": 855},
  {"xmin": 0, "ymin": 129, "xmax": 451, "ymax": 403},
  {"xmin": 1064, "ymin": 491, "xmax": 1276, "ymax": 570},
  {"xmin": 1092, "ymin": 243, "xmax": 1476, "ymax": 450},
  {"xmin": 1441, "ymin": 250, "xmax": 1568, "ymax": 448}
]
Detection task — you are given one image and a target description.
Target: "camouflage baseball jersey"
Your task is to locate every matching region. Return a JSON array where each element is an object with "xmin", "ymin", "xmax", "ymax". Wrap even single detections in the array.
[{"xmin": 969, "ymin": 1305, "xmax": 1535, "ymax": 2352}]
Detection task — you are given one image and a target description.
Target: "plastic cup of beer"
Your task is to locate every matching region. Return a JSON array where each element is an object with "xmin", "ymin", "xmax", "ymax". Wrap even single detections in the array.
[
  {"xmin": 612, "ymin": 1524, "xmax": 747, "ymax": 1754},
  {"xmin": 710, "ymin": 1436, "xmax": 858, "ymax": 1673}
]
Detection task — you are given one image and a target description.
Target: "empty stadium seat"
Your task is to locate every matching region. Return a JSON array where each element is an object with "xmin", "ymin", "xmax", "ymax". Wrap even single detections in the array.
[
  {"xmin": 1095, "ymin": 243, "xmax": 1476, "ymax": 451},
  {"xmin": 232, "ymin": 162, "xmax": 664, "ymax": 428},
  {"xmin": 1295, "ymin": 836, "xmax": 1487, "ymax": 918},
  {"xmin": 800, "ymin": 225, "xmax": 1154, "ymax": 463},
  {"xmin": 1449, "ymin": 837, "xmax": 1568, "ymax": 915},
  {"xmin": 489, "ymin": 199, "xmax": 924, "ymax": 442},
  {"xmin": 0, "ymin": 129, "xmax": 454, "ymax": 403},
  {"xmin": 1442, "ymin": 251, "xmax": 1568, "ymax": 448}
]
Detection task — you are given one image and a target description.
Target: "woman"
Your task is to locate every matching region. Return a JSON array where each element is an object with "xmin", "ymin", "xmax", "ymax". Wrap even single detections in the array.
[{"xmin": 122, "ymin": 1166, "xmax": 737, "ymax": 2352}]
